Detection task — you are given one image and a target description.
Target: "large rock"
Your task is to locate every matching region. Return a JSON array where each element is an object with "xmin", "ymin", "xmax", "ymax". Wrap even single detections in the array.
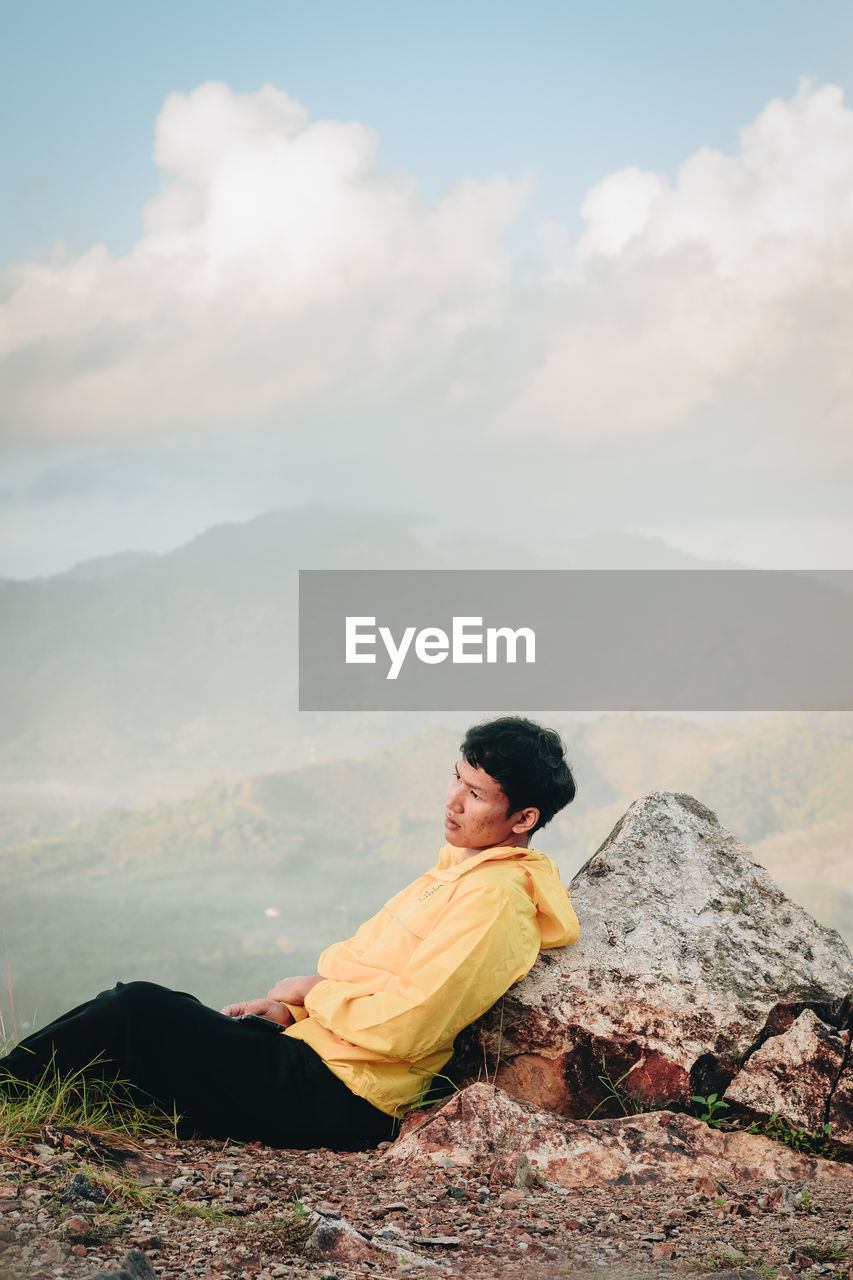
[
  {"xmin": 461, "ymin": 792, "xmax": 853, "ymax": 1123},
  {"xmin": 723, "ymin": 1008, "xmax": 850, "ymax": 1138},
  {"xmin": 386, "ymin": 1083, "xmax": 853, "ymax": 1188}
]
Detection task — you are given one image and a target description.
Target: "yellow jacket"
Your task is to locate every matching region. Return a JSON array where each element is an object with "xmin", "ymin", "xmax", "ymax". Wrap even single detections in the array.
[{"xmin": 284, "ymin": 842, "xmax": 579, "ymax": 1116}]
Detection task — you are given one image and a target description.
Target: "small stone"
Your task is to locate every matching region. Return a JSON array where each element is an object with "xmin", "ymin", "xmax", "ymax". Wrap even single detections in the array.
[
  {"xmin": 498, "ymin": 1190, "xmax": 525, "ymax": 1208},
  {"xmin": 767, "ymin": 1186, "xmax": 798, "ymax": 1213},
  {"xmin": 71, "ymin": 1245, "xmax": 87, "ymax": 1257},
  {"xmin": 652, "ymin": 1241, "xmax": 675, "ymax": 1260},
  {"xmin": 134, "ymin": 1237, "xmax": 162, "ymax": 1252},
  {"xmin": 306, "ymin": 1216, "xmax": 389, "ymax": 1264},
  {"xmin": 89, "ymin": 1249, "xmax": 157, "ymax": 1279},
  {"xmin": 59, "ymin": 1173, "xmax": 106, "ymax": 1205},
  {"xmin": 724, "ymin": 1199, "xmax": 759, "ymax": 1217},
  {"xmin": 370, "ymin": 1201, "xmax": 408, "ymax": 1217}
]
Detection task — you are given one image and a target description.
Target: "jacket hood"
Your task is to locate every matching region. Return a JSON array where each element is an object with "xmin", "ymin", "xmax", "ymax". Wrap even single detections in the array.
[{"xmin": 433, "ymin": 842, "xmax": 578, "ymax": 949}]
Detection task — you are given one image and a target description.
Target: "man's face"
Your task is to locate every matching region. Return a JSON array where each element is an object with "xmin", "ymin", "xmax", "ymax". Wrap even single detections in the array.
[{"xmin": 444, "ymin": 757, "xmax": 535, "ymax": 855}]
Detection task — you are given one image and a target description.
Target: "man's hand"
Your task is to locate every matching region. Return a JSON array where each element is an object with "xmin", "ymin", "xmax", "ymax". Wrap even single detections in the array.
[
  {"xmin": 221, "ymin": 998, "xmax": 293, "ymax": 1027},
  {"xmin": 266, "ymin": 975, "xmax": 323, "ymax": 1005}
]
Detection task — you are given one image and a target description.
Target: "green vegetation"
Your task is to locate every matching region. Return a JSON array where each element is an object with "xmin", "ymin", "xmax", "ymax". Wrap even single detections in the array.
[
  {"xmin": 800, "ymin": 1239, "xmax": 848, "ymax": 1263},
  {"xmin": 45, "ymin": 1169, "xmax": 312, "ymax": 1251},
  {"xmin": 690, "ymin": 1252, "xmax": 774, "ymax": 1278},
  {"xmin": 240, "ymin": 1211, "xmax": 315, "ymax": 1252},
  {"xmin": 174, "ymin": 1202, "xmax": 249, "ymax": 1224},
  {"xmin": 587, "ymin": 1055, "xmax": 648, "ymax": 1119},
  {"xmin": 746, "ymin": 1112, "xmax": 842, "ymax": 1160},
  {"xmin": 690, "ymin": 1092, "xmax": 729, "ymax": 1127},
  {"xmin": 397, "ymin": 1069, "xmax": 459, "ymax": 1117},
  {"xmin": 0, "ymin": 1056, "xmax": 179, "ymax": 1152}
]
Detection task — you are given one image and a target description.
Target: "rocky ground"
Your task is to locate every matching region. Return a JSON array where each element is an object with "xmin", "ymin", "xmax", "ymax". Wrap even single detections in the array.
[{"xmin": 1, "ymin": 1127, "xmax": 852, "ymax": 1280}]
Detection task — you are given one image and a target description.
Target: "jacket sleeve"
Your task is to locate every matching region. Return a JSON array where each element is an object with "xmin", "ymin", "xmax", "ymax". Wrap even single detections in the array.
[{"xmin": 303, "ymin": 878, "xmax": 540, "ymax": 1062}]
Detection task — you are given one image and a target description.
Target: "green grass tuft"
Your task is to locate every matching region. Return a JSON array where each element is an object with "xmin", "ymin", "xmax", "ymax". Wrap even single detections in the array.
[
  {"xmin": 690, "ymin": 1251, "xmax": 775, "ymax": 1278},
  {"xmin": 0, "ymin": 1054, "xmax": 179, "ymax": 1151},
  {"xmin": 800, "ymin": 1239, "xmax": 848, "ymax": 1263},
  {"xmin": 587, "ymin": 1054, "xmax": 650, "ymax": 1119},
  {"xmin": 745, "ymin": 1112, "xmax": 845, "ymax": 1161}
]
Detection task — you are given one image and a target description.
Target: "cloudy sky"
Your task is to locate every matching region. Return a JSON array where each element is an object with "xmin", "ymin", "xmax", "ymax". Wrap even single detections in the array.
[{"xmin": 2, "ymin": 0, "xmax": 852, "ymax": 577}]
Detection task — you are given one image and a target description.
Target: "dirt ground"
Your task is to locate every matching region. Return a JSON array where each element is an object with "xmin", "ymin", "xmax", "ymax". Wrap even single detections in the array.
[{"xmin": 1, "ymin": 1128, "xmax": 852, "ymax": 1280}]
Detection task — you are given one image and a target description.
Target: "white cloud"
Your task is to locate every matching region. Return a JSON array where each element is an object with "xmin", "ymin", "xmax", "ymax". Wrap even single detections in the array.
[
  {"xmin": 500, "ymin": 80, "xmax": 853, "ymax": 442},
  {"xmin": 0, "ymin": 81, "xmax": 527, "ymax": 439},
  {"xmin": 0, "ymin": 77, "xmax": 851, "ymax": 564}
]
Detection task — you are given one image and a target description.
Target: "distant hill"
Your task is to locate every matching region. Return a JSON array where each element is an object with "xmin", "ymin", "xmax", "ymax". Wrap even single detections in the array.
[
  {"xmin": 1, "ymin": 713, "xmax": 850, "ymax": 1033},
  {"xmin": 0, "ymin": 506, "xmax": 744, "ymax": 844},
  {"xmin": 53, "ymin": 551, "xmax": 160, "ymax": 582},
  {"xmin": 0, "ymin": 507, "xmax": 447, "ymax": 840}
]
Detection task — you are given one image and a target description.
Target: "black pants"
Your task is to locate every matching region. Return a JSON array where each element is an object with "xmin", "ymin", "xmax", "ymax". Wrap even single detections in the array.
[{"xmin": 0, "ymin": 982, "xmax": 395, "ymax": 1150}]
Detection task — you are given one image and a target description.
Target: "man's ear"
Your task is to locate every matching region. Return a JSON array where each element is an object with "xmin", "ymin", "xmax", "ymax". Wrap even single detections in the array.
[{"xmin": 512, "ymin": 807, "xmax": 539, "ymax": 836}]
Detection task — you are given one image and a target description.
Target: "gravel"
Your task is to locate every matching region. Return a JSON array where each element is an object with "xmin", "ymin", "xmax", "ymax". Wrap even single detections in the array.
[{"xmin": 1, "ymin": 1130, "xmax": 851, "ymax": 1279}]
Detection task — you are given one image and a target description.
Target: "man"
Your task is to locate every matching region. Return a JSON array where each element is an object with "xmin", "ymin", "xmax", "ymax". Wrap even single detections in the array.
[{"xmin": 1, "ymin": 717, "xmax": 578, "ymax": 1149}]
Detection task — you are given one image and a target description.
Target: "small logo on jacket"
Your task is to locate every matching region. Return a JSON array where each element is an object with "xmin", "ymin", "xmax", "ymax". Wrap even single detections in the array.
[{"xmin": 416, "ymin": 883, "xmax": 445, "ymax": 905}]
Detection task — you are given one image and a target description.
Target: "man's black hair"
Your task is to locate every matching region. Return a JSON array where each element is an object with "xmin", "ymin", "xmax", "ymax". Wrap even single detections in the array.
[{"xmin": 460, "ymin": 716, "xmax": 576, "ymax": 836}]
